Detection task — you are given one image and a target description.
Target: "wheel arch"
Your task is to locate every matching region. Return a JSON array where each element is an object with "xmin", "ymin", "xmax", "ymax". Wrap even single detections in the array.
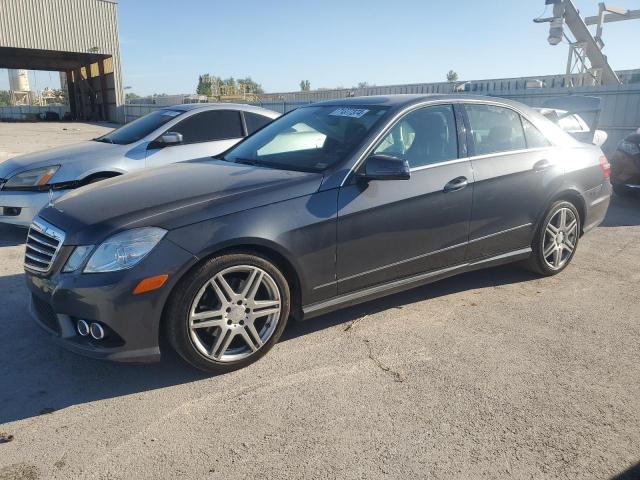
[
  {"xmin": 537, "ymin": 188, "xmax": 587, "ymax": 237},
  {"xmin": 159, "ymin": 240, "xmax": 304, "ymax": 347}
]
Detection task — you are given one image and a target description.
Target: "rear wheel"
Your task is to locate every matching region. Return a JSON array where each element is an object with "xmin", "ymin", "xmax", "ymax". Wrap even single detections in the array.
[
  {"xmin": 165, "ymin": 253, "xmax": 290, "ymax": 373},
  {"xmin": 525, "ymin": 200, "xmax": 580, "ymax": 276}
]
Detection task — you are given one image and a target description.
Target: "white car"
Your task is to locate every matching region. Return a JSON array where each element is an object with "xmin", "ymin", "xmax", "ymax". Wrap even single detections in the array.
[{"xmin": 0, "ymin": 103, "xmax": 279, "ymax": 227}]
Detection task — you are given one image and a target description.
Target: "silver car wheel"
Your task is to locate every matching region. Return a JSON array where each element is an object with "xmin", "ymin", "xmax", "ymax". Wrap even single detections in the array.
[
  {"xmin": 542, "ymin": 207, "xmax": 578, "ymax": 270},
  {"xmin": 188, "ymin": 265, "xmax": 281, "ymax": 362}
]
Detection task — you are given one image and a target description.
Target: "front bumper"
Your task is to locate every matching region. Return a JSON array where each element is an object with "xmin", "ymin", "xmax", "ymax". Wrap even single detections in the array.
[
  {"xmin": 25, "ymin": 238, "xmax": 198, "ymax": 363},
  {"xmin": 0, "ymin": 189, "xmax": 68, "ymax": 227},
  {"xmin": 610, "ymin": 151, "xmax": 640, "ymax": 189}
]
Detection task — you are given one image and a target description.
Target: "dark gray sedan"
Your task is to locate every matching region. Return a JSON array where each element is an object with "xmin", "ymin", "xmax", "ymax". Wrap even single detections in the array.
[{"xmin": 24, "ymin": 94, "xmax": 611, "ymax": 372}]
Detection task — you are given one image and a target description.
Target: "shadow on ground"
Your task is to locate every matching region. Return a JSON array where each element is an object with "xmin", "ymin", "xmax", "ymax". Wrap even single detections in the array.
[
  {"xmin": 0, "ymin": 263, "xmax": 537, "ymax": 425},
  {"xmin": 611, "ymin": 461, "xmax": 640, "ymax": 480},
  {"xmin": 0, "ymin": 223, "xmax": 27, "ymax": 247},
  {"xmin": 600, "ymin": 194, "xmax": 640, "ymax": 227}
]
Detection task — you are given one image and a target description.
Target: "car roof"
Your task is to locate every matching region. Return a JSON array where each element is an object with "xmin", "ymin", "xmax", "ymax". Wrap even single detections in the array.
[
  {"xmin": 162, "ymin": 103, "xmax": 280, "ymax": 118},
  {"xmin": 309, "ymin": 94, "xmax": 533, "ymax": 112}
]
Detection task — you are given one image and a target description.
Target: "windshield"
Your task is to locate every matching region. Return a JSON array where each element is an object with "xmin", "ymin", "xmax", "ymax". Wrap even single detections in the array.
[
  {"xmin": 96, "ymin": 109, "xmax": 183, "ymax": 145},
  {"xmin": 223, "ymin": 105, "xmax": 389, "ymax": 172}
]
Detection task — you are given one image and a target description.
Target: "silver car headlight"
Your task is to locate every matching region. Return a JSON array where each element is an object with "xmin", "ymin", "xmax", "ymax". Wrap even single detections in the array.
[
  {"xmin": 4, "ymin": 165, "xmax": 60, "ymax": 189},
  {"xmin": 84, "ymin": 227, "xmax": 167, "ymax": 273}
]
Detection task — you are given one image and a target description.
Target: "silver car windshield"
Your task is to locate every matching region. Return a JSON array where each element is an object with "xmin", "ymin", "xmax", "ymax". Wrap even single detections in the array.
[
  {"xmin": 223, "ymin": 106, "xmax": 389, "ymax": 172},
  {"xmin": 95, "ymin": 109, "xmax": 182, "ymax": 145}
]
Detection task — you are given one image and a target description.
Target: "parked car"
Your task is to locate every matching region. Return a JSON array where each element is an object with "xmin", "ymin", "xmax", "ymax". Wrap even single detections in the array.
[
  {"xmin": 0, "ymin": 103, "xmax": 279, "ymax": 227},
  {"xmin": 24, "ymin": 95, "xmax": 611, "ymax": 373},
  {"xmin": 610, "ymin": 129, "xmax": 640, "ymax": 196},
  {"xmin": 536, "ymin": 107, "xmax": 608, "ymax": 147}
]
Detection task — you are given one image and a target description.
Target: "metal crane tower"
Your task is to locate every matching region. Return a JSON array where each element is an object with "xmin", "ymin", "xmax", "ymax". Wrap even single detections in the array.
[{"xmin": 534, "ymin": 0, "xmax": 640, "ymax": 86}]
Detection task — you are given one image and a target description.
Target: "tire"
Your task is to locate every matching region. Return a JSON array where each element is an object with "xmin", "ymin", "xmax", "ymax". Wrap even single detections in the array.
[
  {"xmin": 524, "ymin": 200, "xmax": 581, "ymax": 276},
  {"xmin": 165, "ymin": 253, "xmax": 290, "ymax": 373}
]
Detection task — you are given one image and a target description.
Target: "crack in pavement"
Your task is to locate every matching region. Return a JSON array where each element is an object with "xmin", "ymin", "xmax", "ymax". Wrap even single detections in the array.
[{"xmin": 343, "ymin": 314, "xmax": 406, "ymax": 382}]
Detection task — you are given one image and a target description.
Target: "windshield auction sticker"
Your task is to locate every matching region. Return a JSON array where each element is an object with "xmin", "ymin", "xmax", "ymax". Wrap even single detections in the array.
[{"xmin": 329, "ymin": 108, "xmax": 370, "ymax": 118}]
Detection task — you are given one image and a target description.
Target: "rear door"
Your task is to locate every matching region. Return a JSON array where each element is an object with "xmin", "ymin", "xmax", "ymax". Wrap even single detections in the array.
[
  {"xmin": 146, "ymin": 110, "xmax": 244, "ymax": 168},
  {"xmin": 336, "ymin": 104, "xmax": 473, "ymax": 293},
  {"xmin": 463, "ymin": 103, "xmax": 562, "ymax": 259}
]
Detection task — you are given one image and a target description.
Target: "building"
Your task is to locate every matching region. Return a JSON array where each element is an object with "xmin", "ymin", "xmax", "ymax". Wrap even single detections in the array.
[{"xmin": 0, "ymin": 0, "xmax": 124, "ymax": 122}]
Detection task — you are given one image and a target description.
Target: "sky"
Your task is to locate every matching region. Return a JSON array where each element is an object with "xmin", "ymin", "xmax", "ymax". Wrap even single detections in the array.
[{"xmin": 1, "ymin": 0, "xmax": 639, "ymax": 95}]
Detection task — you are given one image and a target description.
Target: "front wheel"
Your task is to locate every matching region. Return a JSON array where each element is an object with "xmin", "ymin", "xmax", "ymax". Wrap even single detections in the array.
[
  {"xmin": 525, "ymin": 200, "xmax": 581, "ymax": 276},
  {"xmin": 165, "ymin": 253, "xmax": 291, "ymax": 373}
]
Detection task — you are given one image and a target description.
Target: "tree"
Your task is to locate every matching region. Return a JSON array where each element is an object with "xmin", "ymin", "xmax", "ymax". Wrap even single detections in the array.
[
  {"xmin": 446, "ymin": 70, "xmax": 459, "ymax": 82},
  {"xmin": 196, "ymin": 74, "xmax": 214, "ymax": 96},
  {"xmin": 300, "ymin": 80, "xmax": 311, "ymax": 91},
  {"xmin": 0, "ymin": 90, "xmax": 11, "ymax": 106},
  {"xmin": 125, "ymin": 92, "xmax": 140, "ymax": 100},
  {"xmin": 238, "ymin": 77, "xmax": 264, "ymax": 94},
  {"xmin": 356, "ymin": 82, "xmax": 370, "ymax": 89}
]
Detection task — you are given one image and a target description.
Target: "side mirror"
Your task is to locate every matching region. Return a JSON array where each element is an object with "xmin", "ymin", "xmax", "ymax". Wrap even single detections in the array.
[
  {"xmin": 157, "ymin": 131, "xmax": 183, "ymax": 146},
  {"xmin": 358, "ymin": 154, "xmax": 411, "ymax": 181}
]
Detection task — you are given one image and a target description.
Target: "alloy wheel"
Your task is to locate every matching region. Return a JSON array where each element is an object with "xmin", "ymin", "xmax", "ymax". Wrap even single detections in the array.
[
  {"xmin": 188, "ymin": 265, "xmax": 281, "ymax": 362},
  {"xmin": 542, "ymin": 207, "xmax": 578, "ymax": 270}
]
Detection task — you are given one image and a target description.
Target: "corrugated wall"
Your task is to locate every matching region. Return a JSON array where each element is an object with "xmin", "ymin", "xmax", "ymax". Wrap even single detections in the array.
[
  {"xmin": 0, "ymin": 0, "xmax": 118, "ymax": 53},
  {"xmin": 0, "ymin": 0, "xmax": 123, "ymax": 122}
]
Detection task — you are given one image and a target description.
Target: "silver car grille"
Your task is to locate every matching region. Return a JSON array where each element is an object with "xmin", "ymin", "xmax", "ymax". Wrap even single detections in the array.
[{"xmin": 24, "ymin": 218, "xmax": 65, "ymax": 273}]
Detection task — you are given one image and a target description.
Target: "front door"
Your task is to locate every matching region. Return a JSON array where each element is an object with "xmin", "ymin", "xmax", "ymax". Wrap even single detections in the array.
[
  {"xmin": 337, "ymin": 104, "xmax": 473, "ymax": 294},
  {"xmin": 146, "ymin": 110, "xmax": 244, "ymax": 168}
]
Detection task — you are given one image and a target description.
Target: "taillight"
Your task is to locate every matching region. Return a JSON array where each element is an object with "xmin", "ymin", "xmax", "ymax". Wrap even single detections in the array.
[{"xmin": 599, "ymin": 155, "xmax": 611, "ymax": 179}]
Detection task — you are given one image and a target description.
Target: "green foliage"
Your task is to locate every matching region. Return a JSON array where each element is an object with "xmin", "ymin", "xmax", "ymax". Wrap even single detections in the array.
[
  {"xmin": 196, "ymin": 74, "xmax": 215, "ymax": 96},
  {"xmin": 0, "ymin": 90, "xmax": 10, "ymax": 106},
  {"xmin": 299, "ymin": 80, "xmax": 311, "ymax": 91},
  {"xmin": 197, "ymin": 74, "xmax": 264, "ymax": 96},
  {"xmin": 446, "ymin": 70, "xmax": 459, "ymax": 82},
  {"xmin": 125, "ymin": 92, "xmax": 141, "ymax": 100}
]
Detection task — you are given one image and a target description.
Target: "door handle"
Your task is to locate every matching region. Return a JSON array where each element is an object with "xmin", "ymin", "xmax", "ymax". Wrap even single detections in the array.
[
  {"xmin": 533, "ymin": 159, "xmax": 552, "ymax": 172},
  {"xmin": 443, "ymin": 176, "xmax": 468, "ymax": 193}
]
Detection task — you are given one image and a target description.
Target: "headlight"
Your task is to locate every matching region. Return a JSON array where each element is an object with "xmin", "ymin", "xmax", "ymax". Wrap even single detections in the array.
[
  {"xmin": 62, "ymin": 245, "xmax": 94, "ymax": 273},
  {"xmin": 619, "ymin": 140, "xmax": 640, "ymax": 156},
  {"xmin": 84, "ymin": 227, "xmax": 167, "ymax": 273},
  {"xmin": 4, "ymin": 165, "xmax": 60, "ymax": 189}
]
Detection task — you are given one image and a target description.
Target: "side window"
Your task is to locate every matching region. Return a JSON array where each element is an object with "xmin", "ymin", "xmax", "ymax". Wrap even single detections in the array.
[
  {"xmin": 244, "ymin": 112, "xmax": 273, "ymax": 135},
  {"xmin": 373, "ymin": 105, "xmax": 458, "ymax": 168},
  {"xmin": 465, "ymin": 104, "xmax": 526, "ymax": 155},
  {"xmin": 170, "ymin": 110, "xmax": 243, "ymax": 144},
  {"xmin": 522, "ymin": 117, "xmax": 551, "ymax": 148}
]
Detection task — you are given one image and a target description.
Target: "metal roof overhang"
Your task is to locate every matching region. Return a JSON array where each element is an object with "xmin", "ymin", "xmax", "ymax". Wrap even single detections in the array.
[{"xmin": 0, "ymin": 46, "xmax": 111, "ymax": 71}]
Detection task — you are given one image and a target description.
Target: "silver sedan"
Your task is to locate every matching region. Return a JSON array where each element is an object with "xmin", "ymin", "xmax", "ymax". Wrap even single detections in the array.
[{"xmin": 0, "ymin": 103, "xmax": 279, "ymax": 227}]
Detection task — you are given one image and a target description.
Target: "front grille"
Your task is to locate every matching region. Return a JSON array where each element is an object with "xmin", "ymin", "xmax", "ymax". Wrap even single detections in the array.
[
  {"xmin": 31, "ymin": 294, "xmax": 61, "ymax": 334},
  {"xmin": 24, "ymin": 218, "xmax": 65, "ymax": 273}
]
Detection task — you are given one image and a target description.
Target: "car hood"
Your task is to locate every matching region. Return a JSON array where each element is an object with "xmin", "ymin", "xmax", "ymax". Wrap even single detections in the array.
[
  {"xmin": 38, "ymin": 159, "xmax": 324, "ymax": 244},
  {"xmin": 0, "ymin": 141, "xmax": 129, "ymax": 179}
]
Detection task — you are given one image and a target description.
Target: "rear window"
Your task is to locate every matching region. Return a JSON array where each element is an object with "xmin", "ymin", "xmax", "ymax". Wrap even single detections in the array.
[
  {"xmin": 245, "ymin": 112, "xmax": 273, "ymax": 134},
  {"xmin": 465, "ymin": 104, "xmax": 526, "ymax": 155}
]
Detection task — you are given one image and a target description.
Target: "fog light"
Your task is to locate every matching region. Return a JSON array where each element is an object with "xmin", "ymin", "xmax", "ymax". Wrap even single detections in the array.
[
  {"xmin": 77, "ymin": 319, "xmax": 90, "ymax": 336},
  {"xmin": 89, "ymin": 322, "xmax": 105, "ymax": 340}
]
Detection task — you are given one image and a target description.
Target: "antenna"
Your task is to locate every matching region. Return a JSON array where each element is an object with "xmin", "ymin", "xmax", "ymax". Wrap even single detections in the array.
[{"xmin": 534, "ymin": 1, "xmax": 640, "ymax": 86}]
